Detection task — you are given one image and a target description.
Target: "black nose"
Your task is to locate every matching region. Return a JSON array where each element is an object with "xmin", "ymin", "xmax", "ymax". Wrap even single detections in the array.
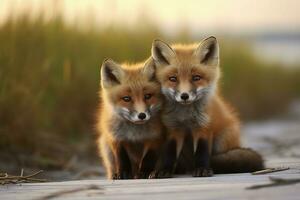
[
  {"xmin": 180, "ymin": 93, "xmax": 189, "ymax": 100},
  {"xmin": 138, "ymin": 112, "xmax": 146, "ymax": 120}
]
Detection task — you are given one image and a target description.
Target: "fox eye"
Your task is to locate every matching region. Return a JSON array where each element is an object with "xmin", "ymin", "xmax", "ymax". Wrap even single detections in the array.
[
  {"xmin": 144, "ymin": 94, "xmax": 152, "ymax": 100},
  {"xmin": 169, "ymin": 76, "xmax": 177, "ymax": 82},
  {"xmin": 192, "ymin": 75, "xmax": 202, "ymax": 81},
  {"xmin": 121, "ymin": 96, "xmax": 131, "ymax": 102}
]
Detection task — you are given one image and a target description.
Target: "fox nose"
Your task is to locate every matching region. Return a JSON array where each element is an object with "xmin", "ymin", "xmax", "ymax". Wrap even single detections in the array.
[
  {"xmin": 138, "ymin": 112, "xmax": 146, "ymax": 120},
  {"xmin": 181, "ymin": 93, "xmax": 189, "ymax": 100}
]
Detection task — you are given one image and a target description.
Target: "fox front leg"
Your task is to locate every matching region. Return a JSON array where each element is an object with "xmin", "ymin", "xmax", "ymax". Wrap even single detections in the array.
[
  {"xmin": 192, "ymin": 132, "xmax": 213, "ymax": 177},
  {"xmin": 136, "ymin": 149, "xmax": 159, "ymax": 179},
  {"xmin": 150, "ymin": 132, "xmax": 184, "ymax": 178},
  {"xmin": 113, "ymin": 143, "xmax": 133, "ymax": 179}
]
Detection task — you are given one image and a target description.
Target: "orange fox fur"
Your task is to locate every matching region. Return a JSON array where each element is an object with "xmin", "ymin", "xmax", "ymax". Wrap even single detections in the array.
[
  {"xmin": 151, "ymin": 36, "xmax": 264, "ymax": 177},
  {"xmin": 97, "ymin": 59, "xmax": 164, "ymax": 179}
]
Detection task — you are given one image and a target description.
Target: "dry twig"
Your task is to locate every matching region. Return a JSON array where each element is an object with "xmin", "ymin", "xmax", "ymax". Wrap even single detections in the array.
[
  {"xmin": 0, "ymin": 170, "xmax": 47, "ymax": 185},
  {"xmin": 252, "ymin": 167, "xmax": 290, "ymax": 175}
]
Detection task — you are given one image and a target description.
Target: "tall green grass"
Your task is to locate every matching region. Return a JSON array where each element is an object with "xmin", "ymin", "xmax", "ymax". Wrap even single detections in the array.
[{"xmin": 0, "ymin": 15, "xmax": 299, "ymax": 170}]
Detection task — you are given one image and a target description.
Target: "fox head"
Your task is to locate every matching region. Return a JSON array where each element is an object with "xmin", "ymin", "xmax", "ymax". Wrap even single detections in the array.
[
  {"xmin": 151, "ymin": 36, "xmax": 220, "ymax": 105},
  {"xmin": 101, "ymin": 59, "xmax": 161, "ymax": 124}
]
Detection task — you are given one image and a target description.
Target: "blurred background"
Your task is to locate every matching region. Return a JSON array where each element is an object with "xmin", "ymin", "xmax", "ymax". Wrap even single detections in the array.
[{"xmin": 0, "ymin": 0, "xmax": 300, "ymax": 180}]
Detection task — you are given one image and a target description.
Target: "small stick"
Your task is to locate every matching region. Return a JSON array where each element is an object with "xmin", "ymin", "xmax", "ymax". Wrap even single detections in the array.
[
  {"xmin": 22, "ymin": 170, "xmax": 44, "ymax": 178},
  {"xmin": 0, "ymin": 170, "xmax": 47, "ymax": 185},
  {"xmin": 0, "ymin": 170, "xmax": 44, "ymax": 180},
  {"xmin": 0, "ymin": 173, "xmax": 8, "ymax": 177},
  {"xmin": 252, "ymin": 167, "xmax": 290, "ymax": 175},
  {"xmin": 25, "ymin": 177, "xmax": 48, "ymax": 182}
]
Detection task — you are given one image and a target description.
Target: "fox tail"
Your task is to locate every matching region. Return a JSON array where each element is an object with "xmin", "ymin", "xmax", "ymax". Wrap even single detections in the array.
[{"xmin": 211, "ymin": 148, "xmax": 264, "ymax": 174}]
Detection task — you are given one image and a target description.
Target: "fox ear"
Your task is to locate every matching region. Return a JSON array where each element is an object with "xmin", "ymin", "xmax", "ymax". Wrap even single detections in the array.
[
  {"xmin": 151, "ymin": 39, "xmax": 176, "ymax": 66},
  {"xmin": 194, "ymin": 36, "xmax": 219, "ymax": 66},
  {"xmin": 143, "ymin": 59, "xmax": 156, "ymax": 81},
  {"xmin": 101, "ymin": 59, "xmax": 123, "ymax": 87}
]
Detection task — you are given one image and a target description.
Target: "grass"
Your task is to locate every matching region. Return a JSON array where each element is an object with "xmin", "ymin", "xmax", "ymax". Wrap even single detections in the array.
[{"xmin": 0, "ymin": 14, "xmax": 299, "ymax": 171}]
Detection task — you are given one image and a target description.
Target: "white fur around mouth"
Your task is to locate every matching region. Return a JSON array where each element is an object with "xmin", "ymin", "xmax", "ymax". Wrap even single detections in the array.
[
  {"xmin": 178, "ymin": 100, "xmax": 194, "ymax": 105},
  {"xmin": 132, "ymin": 120, "xmax": 147, "ymax": 124}
]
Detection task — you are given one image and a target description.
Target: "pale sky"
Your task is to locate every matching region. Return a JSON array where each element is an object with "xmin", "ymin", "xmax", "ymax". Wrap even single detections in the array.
[{"xmin": 0, "ymin": 0, "xmax": 299, "ymax": 34}]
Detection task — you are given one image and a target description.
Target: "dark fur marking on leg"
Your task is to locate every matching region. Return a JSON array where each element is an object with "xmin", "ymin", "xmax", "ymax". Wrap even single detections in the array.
[
  {"xmin": 138, "ymin": 150, "xmax": 158, "ymax": 179},
  {"xmin": 175, "ymin": 134, "xmax": 194, "ymax": 174},
  {"xmin": 114, "ymin": 145, "xmax": 132, "ymax": 179},
  {"xmin": 193, "ymin": 138, "xmax": 213, "ymax": 177},
  {"xmin": 151, "ymin": 139, "xmax": 177, "ymax": 178}
]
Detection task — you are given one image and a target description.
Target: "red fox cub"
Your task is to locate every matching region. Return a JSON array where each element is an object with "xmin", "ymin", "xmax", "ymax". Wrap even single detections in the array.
[
  {"xmin": 151, "ymin": 36, "xmax": 264, "ymax": 177},
  {"xmin": 97, "ymin": 58, "xmax": 164, "ymax": 179}
]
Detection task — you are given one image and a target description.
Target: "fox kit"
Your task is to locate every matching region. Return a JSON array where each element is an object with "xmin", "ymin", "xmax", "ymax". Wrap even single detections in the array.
[
  {"xmin": 97, "ymin": 58, "xmax": 164, "ymax": 179},
  {"xmin": 151, "ymin": 36, "xmax": 264, "ymax": 177}
]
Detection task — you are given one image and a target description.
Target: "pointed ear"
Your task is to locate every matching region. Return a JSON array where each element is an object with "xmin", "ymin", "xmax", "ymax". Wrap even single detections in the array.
[
  {"xmin": 151, "ymin": 39, "xmax": 176, "ymax": 66},
  {"xmin": 143, "ymin": 58, "xmax": 156, "ymax": 81},
  {"xmin": 101, "ymin": 59, "xmax": 123, "ymax": 88},
  {"xmin": 194, "ymin": 36, "xmax": 219, "ymax": 66}
]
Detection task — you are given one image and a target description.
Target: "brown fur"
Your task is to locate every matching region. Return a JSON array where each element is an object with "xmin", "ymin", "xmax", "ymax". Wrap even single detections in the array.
[
  {"xmin": 211, "ymin": 148, "xmax": 264, "ymax": 173},
  {"xmin": 152, "ymin": 36, "xmax": 264, "ymax": 175},
  {"xmin": 97, "ymin": 59, "xmax": 165, "ymax": 179}
]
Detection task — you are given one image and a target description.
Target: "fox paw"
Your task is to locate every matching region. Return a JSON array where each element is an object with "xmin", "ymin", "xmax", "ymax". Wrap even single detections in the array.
[
  {"xmin": 149, "ymin": 170, "xmax": 173, "ymax": 179},
  {"xmin": 193, "ymin": 167, "xmax": 213, "ymax": 177},
  {"xmin": 112, "ymin": 172, "xmax": 133, "ymax": 180}
]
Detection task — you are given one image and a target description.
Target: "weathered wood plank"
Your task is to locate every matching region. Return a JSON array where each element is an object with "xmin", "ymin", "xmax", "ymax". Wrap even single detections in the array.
[{"xmin": 1, "ymin": 158, "xmax": 300, "ymax": 200}]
